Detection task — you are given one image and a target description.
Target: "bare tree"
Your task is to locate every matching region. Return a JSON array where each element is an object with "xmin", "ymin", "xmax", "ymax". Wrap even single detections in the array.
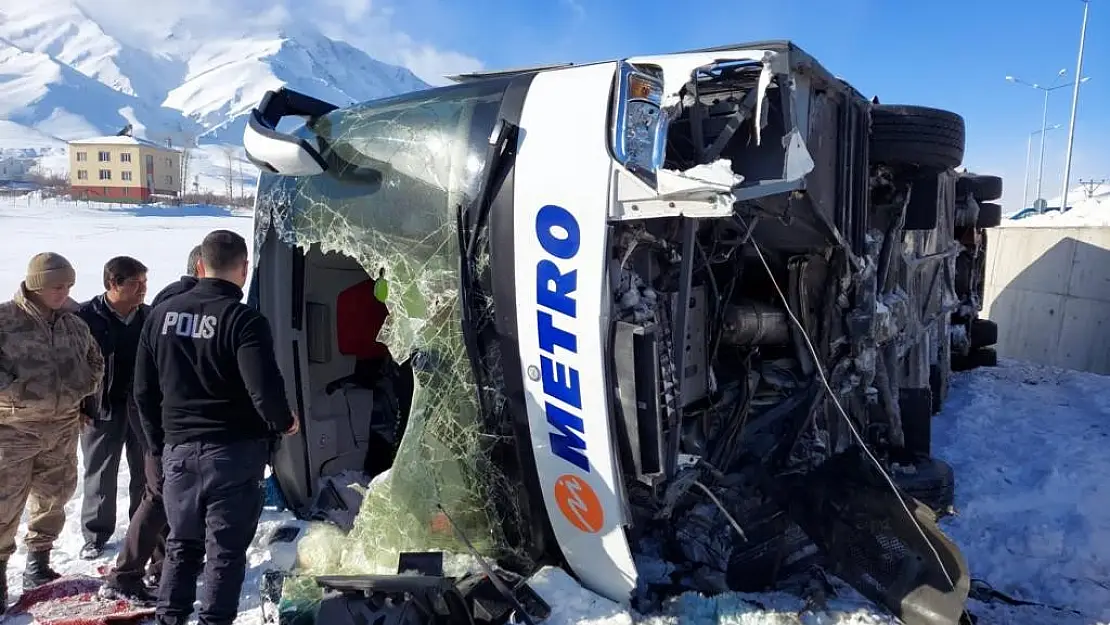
[
  {"xmin": 180, "ymin": 131, "xmax": 197, "ymax": 198},
  {"xmin": 223, "ymin": 146, "xmax": 235, "ymax": 202},
  {"xmin": 238, "ymin": 156, "xmax": 247, "ymax": 200},
  {"xmin": 179, "ymin": 144, "xmax": 193, "ymax": 197},
  {"xmin": 169, "ymin": 124, "xmax": 199, "ymax": 198}
]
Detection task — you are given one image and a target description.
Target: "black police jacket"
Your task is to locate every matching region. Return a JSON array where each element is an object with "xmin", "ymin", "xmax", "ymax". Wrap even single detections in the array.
[
  {"xmin": 133, "ymin": 277, "xmax": 294, "ymax": 454},
  {"xmin": 151, "ymin": 275, "xmax": 199, "ymax": 308}
]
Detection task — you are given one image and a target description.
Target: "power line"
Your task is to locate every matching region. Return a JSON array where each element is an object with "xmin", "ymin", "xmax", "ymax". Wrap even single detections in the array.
[{"xmin": 1078, "ymin": 178, "xmax": 1107, "ymax": 199}]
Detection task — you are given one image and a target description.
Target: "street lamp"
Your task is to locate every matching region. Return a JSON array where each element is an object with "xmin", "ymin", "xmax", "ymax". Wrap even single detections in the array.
[
  {"xmin": 1061, "ymin": 0, "xmax": 1092, "ymax": 211},
  {"xmin": 1023, "ymin": 124, "xmax": 1063, "ymax": 209},
  {"xmin": 1005, "ymin": 70, "xmax": 1089, "ymax": 207}
]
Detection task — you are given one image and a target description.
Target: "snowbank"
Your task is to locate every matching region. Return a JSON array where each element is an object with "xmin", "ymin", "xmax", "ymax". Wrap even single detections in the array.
[
  {"xmin": 1002, "ymin": 188, "xmax": 1110, "ymax": 227},
  {"xmin": 934, "ymin": 360, "xmax": 1110, "ymax": 623}
]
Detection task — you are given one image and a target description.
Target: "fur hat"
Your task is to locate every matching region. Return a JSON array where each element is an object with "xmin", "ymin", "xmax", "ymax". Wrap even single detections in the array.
[{"xmin": 25, "ymin": 252, "xmax": 76, "ymax": 292}]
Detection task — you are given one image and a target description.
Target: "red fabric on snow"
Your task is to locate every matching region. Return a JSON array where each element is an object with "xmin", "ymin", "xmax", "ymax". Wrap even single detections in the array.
[{"xmin": 8, "ymin": 576, "xmax": 155, "ymax": 625}]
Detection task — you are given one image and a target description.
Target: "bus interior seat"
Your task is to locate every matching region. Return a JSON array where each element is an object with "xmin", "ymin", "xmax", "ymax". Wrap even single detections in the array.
[{"xmin": 310, "ymin": 278, "xmax": 398, "ymax": 480}]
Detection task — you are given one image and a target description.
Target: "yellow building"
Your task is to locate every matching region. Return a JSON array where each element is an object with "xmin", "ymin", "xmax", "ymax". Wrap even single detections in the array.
[{"xmin": 68, "ymin": 135, "xmax": 182, "ymax": 202}]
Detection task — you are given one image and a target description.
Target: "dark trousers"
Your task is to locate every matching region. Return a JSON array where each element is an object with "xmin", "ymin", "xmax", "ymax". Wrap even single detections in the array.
[
  {"xmin": 80, "ymin": 401, "xmax": 146, "ymax": 546},
  {"xmin": 109, "ymin": 451, "xmax": 168, "ymax": 585},
  {"xmin": 157, "ymin": 439, "xmax": 267, "ymax": 625}
]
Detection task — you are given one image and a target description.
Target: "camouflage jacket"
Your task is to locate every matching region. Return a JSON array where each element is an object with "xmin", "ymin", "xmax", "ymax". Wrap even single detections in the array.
[{"xmin": 0, "ymin": 284, "xmax": 105, "ymax": 428}]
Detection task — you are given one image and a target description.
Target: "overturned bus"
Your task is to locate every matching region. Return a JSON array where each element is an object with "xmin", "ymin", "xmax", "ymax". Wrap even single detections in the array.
[{"xmin": 242, "ymin": 40, "xmax": 1003, "ymax": 625}]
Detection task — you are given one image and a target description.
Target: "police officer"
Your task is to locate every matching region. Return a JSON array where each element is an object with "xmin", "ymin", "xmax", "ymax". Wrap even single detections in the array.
[{"xmin": 133, "ymin": 229, "xmax": 298, "ymax": 625}]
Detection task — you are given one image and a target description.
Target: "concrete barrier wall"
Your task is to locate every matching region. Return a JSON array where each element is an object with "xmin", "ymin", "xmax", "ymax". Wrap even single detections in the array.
[{"xmin": 982, "ymin": 226, "xmax": 1110, "ymax": 375}]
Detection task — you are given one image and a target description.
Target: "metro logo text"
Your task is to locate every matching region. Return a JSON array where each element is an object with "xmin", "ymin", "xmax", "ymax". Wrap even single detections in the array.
[{"xmin": 534, "ymin": 204, "xmax": 589, "ymax": 474}]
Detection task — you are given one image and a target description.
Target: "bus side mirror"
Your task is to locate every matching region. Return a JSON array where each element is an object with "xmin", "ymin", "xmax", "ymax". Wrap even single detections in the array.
[{"xmin": 243, "ymin": 88, "xmax": 338, "ymax": 177}]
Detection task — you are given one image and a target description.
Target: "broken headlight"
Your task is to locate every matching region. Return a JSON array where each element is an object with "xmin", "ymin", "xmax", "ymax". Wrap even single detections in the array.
[{"xmin": 610, "ymin": 61, "xmax": 667, "ymax": 186}]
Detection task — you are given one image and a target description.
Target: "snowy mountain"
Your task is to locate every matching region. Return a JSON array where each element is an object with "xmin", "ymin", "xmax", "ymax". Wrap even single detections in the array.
[
  {"xmin": 0, "ymin": 0, "xmax": 430, "ymax": 193},
  {"xmin": 0, "ymin": 40, "xmax": 196, "ymax": 141},
  {"xmin": 0, "ymin": 0, "xmax": 184, "ymax": 100},
  {"xmin": 169, "ymin": 26, "xmax": 428, "ymax": 143}
]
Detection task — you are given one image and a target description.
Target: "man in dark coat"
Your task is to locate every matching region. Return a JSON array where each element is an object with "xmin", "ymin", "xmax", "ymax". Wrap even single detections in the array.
[
  {"xmin": 99, "ymin": 245, "xmax": 205, "ymax": 603},
  {"xmin": 135, "ymin": 230, "xmax": 297, "ymax": 624},
  {"xmin": 77, "ymin": 256, "xmax": 150, "ymax": 561}
]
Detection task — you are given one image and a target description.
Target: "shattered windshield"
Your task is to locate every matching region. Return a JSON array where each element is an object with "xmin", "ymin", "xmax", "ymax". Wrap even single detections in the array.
[{"xmin": 254, "ymin": 79, "xmax": 521, "ymax": 576}]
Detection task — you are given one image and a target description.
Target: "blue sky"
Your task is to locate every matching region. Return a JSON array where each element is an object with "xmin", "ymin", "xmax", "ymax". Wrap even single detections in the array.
[{"xmin": 372, "ymin": 0, "xmax": 1108, "ymax": 211}]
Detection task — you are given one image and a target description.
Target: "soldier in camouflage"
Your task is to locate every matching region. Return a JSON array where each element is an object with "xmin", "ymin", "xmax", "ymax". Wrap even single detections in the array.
[{"xmin": 0, "ymin": 252, "xmax": 105, "ymax": 614}]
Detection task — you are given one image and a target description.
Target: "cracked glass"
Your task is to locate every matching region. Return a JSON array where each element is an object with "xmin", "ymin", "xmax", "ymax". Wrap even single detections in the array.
[{"xmin": 253, "ymin": 80, "xmax": 528, "ymax": 601}]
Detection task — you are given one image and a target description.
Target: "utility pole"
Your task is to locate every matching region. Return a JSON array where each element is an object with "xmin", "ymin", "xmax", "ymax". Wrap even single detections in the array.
[
  {"xmin": 1078, "ymin": 178, "xmax": 1106, "ymax": 199},
  {"xmin": 1036, "ymin": 88, "xmax": 1050, "ymax": 203},
  {"xmin": 1060, "ymin": 0, "xmax": 1091, "ymax": 212},
  {"xmin": 1023, "ymin": 124, "xmax": 1062, "ymax": 209}
]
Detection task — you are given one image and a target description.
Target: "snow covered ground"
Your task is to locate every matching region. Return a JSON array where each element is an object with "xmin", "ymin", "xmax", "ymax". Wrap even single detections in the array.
[
  {"xmin": 935, "ymin": 363, "xmax": 1110, "ymax": 625},
  {"xmin": 2, "ymin": 195, "xmax": 1109, "ymax": 624},
  {"xmin": 0, "ymin": 194, "xmax": 253, "ymax": 303}
]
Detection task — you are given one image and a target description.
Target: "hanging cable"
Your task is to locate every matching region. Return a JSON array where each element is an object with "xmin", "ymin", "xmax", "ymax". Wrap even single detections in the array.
[{"xmin": 692, "ymin": 479, "xmax": 748, "ymax": 542}]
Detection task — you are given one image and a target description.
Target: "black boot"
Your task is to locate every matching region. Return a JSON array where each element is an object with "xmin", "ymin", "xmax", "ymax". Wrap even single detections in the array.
[
  {"xmin": 23, "ymin": 550, "xmax": 62, "ymax": 590},
  {"xmin": 99, "ymin": 578, "xmax": 157, "ymax": 607}
]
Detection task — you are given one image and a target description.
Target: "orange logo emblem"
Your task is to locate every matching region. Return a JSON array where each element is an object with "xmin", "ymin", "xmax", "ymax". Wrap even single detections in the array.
[{"xmin": 553, "ymin": 474, "xmax": 604, "ymax": 533}]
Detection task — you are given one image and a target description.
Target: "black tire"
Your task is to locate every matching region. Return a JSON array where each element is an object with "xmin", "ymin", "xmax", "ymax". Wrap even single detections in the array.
[
  {"xmin": 977, "ymin": 202, "xmax": 1002, "ymax": 228},
  {"xmin": 958, "ymin": 174, "xmax": 1003, "ymax": 202},
  {"xmin": 971, "ymin": 346, "xmax": 998, "ymax": 367},
  {"xmin": 894, "ymin": 456, "xmax": 955, "ymax": 516},
  {"xmin": 870, "ymin": 105, "xmax": 966, "ymax": 171},
  {"xmin": 954, "ymin": 345, "xmax": 998, "ymax": 371},
  {"xmin": 969, "ymin": 319, "xmax": 998, "ymax": 349}
]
